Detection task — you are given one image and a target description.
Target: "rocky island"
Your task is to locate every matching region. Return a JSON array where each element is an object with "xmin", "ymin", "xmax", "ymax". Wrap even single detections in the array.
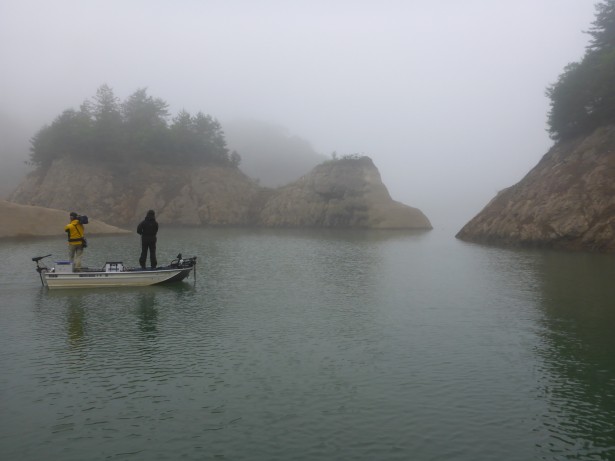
[
  {"xmin": 3, "ymin": 85, "xmax": 430, "ymax": 238},
  {"xmin": 456, "ymin": 125, "xmax": 615, "ymax": 252},
  {"xmin": 8, "ymin": 155, "xmax": 431, "ymax": 233},
  {"xmin": 457, "ymin": 4, "xmax": 615, "ymax": 253}
]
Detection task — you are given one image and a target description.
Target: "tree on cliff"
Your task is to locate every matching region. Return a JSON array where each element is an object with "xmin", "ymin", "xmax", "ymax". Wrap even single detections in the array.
[
  {"xmin": 91, "ymin": 84, "xmax": 123, "ymax": 160},
  {"xmin": 547, "ymin": 0, "xmax": 615, "ymax": 141},
  {"xmin": 122, "ymin": 87, "xmax": 170, "ymax": 159},
  {"xmin": 29, "ymin": 108, "xmax": 92, "ymax": 166},
  {"xmin": 29, "ymin": 85, "xmax": 237, "ymax": 168},
  {"xmin": 168, "ymin": 110, "xmax": 234, "ymax": 165}
]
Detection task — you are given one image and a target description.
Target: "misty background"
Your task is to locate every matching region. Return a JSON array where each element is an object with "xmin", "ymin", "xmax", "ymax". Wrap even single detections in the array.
[{"xmin": 0, "ymin": 1, "xmax": 596, "ymax": 231}]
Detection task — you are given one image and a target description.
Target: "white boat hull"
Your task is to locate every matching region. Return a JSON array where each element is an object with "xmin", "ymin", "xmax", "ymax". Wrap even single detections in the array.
[
  {"xmin": 43, "ymin": 267, "xmax": 193, "ymax": 289},
  {"xmin": 33, "ymin": 254, "xmax": 197, "ymax": 289}
]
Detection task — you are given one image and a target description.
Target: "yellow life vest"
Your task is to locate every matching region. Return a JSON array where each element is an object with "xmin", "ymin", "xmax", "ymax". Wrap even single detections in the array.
[{"xmin": 65, "ymin": 219, "xmax": 85, "ymax": 245}]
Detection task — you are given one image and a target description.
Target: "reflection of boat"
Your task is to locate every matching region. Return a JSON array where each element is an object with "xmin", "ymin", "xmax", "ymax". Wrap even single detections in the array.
[{"xmin": 32, "ymin": 253, "xmax": 197, "ymax": 289}]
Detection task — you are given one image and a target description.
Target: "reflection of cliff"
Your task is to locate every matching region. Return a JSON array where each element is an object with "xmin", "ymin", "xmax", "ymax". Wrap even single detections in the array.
[{"xmin": 534, "ymin": 252, "xmax": 615, "ymax": 453}]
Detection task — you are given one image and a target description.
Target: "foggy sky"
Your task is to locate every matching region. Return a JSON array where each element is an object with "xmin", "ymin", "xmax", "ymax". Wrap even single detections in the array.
[{"xmin": 0, "ymin": 0, "xmax": 597, "ymax": 231}]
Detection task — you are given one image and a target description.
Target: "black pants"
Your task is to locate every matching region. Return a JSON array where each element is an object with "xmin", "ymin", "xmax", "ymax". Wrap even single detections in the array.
[{"xmin": 139, "ymin": 240, "xmax": 157, "ymax": 268}]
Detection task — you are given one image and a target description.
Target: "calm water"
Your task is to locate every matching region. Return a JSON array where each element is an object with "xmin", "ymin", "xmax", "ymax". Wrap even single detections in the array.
[{"xmin": 1, "ymin": 228, "xmax": 615, "ymax": 460}]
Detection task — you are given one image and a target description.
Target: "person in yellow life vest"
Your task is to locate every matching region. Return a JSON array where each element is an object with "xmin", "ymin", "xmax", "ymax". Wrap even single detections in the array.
[{"xmin": 65, "ymin": 211, "xmax": 86, "ymax": 270}]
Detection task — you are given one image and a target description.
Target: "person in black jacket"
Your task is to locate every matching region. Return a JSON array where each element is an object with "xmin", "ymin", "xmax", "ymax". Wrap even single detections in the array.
[{"xmin": 137, "ymin": 210, "xmax": 159, "ymax": 269}]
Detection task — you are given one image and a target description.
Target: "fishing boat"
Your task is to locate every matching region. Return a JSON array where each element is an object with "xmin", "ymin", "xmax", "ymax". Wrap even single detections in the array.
[{"xmin": 32, "ymin": 253, "xmax": 197, "ymax": 289}]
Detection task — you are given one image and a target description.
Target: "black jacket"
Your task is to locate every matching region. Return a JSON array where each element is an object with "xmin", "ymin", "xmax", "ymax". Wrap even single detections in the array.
[{"xmin": 137, "ymin": 216, "xmax": 158, "ymax": 243}]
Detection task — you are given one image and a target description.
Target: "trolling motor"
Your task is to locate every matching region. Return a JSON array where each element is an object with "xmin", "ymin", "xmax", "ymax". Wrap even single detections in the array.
[
  {"xmin": 32, "ymin": 254, "xmax": 51, "ymax": 286},
  {"xmin": 171, "ymin": 253, "xmax": 197, "ymax": 268},
  {"xmin": 170, "ymin": 253, "xmax": 198, "ymax": 281}
]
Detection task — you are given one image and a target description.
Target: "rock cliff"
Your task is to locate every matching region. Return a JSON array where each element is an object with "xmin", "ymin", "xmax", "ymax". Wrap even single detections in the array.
[
  {"xmin": 9, "ymin": 156, "xmax": 431, "ymax": 231},
  {"xmin": 260, "ymin": 156, "xmax": 432, "ymax": 229},
  {"xmin": 456, "ymin": 125, "xmax": 615, "ymax": 252},
  {"xmin": 10, "ymin": 158, "xmax": 263, "ymax": 228},
  {"xmin": 0, "ymin": 200, "xmax": 129, "ymax": 238}
]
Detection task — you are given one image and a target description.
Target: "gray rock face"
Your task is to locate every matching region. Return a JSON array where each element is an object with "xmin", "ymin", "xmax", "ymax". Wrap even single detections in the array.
[
  {"xmin": 10, "ymin": 158, "xmax": 263, "ymax": 228},
  {"xmin": 456, "ymin": 125, "xmax": 615, "ymax": 252},
  {"xmin": 261, "ymin": 156, "xmax": 432, "ymax": 229},
  {"xmin": 9, "ymin": 156, "xmax": 432, "ymax": 230}
]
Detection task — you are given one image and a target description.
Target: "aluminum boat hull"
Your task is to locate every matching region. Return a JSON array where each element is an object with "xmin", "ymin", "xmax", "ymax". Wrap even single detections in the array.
[
  {"xmin": 43, "ymin": 267, "xmax": 193, "ymax": 289},
  {"xmin": 33, "ymin": 254, "xmax": 197, "ymax": 289}
]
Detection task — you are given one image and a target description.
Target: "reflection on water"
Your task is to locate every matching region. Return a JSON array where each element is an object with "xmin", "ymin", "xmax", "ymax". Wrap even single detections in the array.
[
  {"xmin": 137, "ymin": 292, "xmax": 158, "ymax": 335},
  {"xmin": 533, "ymin": 251, "xmax": 615, "ymax": 459},
  {"xmin": 66, "ymin": 297, "xmax": 86, "ymax": 346},
  {"xmin": 1, "ymin": 229, "xmax": 615, "ymax": 461},
  {"xmin": 39, "ymin": 284, "xmax": 195, "ymax": 355}
]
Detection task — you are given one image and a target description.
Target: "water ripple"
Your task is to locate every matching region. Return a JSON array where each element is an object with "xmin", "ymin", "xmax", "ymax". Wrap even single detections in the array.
[{"xmin": 2, "ymin": 230, "xmax": 615, "ymax": 460}]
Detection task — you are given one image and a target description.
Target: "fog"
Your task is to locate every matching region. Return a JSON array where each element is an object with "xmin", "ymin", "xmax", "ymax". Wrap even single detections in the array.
[{"xmin": 0, "ymin": 1, "xmax": 596, "ymax": 231}]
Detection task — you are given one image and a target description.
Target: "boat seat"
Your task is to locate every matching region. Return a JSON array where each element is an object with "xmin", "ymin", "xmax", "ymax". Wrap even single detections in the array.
[{"xmin": 104, "ymin": 262, "xmax": 125, "ymax": 272}]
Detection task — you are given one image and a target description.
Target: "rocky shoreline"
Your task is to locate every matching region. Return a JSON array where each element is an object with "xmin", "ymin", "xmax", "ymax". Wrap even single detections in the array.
[
  {"xmin": 6, "ymin": 156, "xmax": 432, "ymax": 237},
  {"xmin": 456, "ymin": 125, "xmax": 615, "ymax": 252},
  {"xmin": 0, "ymin": 200, "xmax": 129, "ymax": 239}
]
